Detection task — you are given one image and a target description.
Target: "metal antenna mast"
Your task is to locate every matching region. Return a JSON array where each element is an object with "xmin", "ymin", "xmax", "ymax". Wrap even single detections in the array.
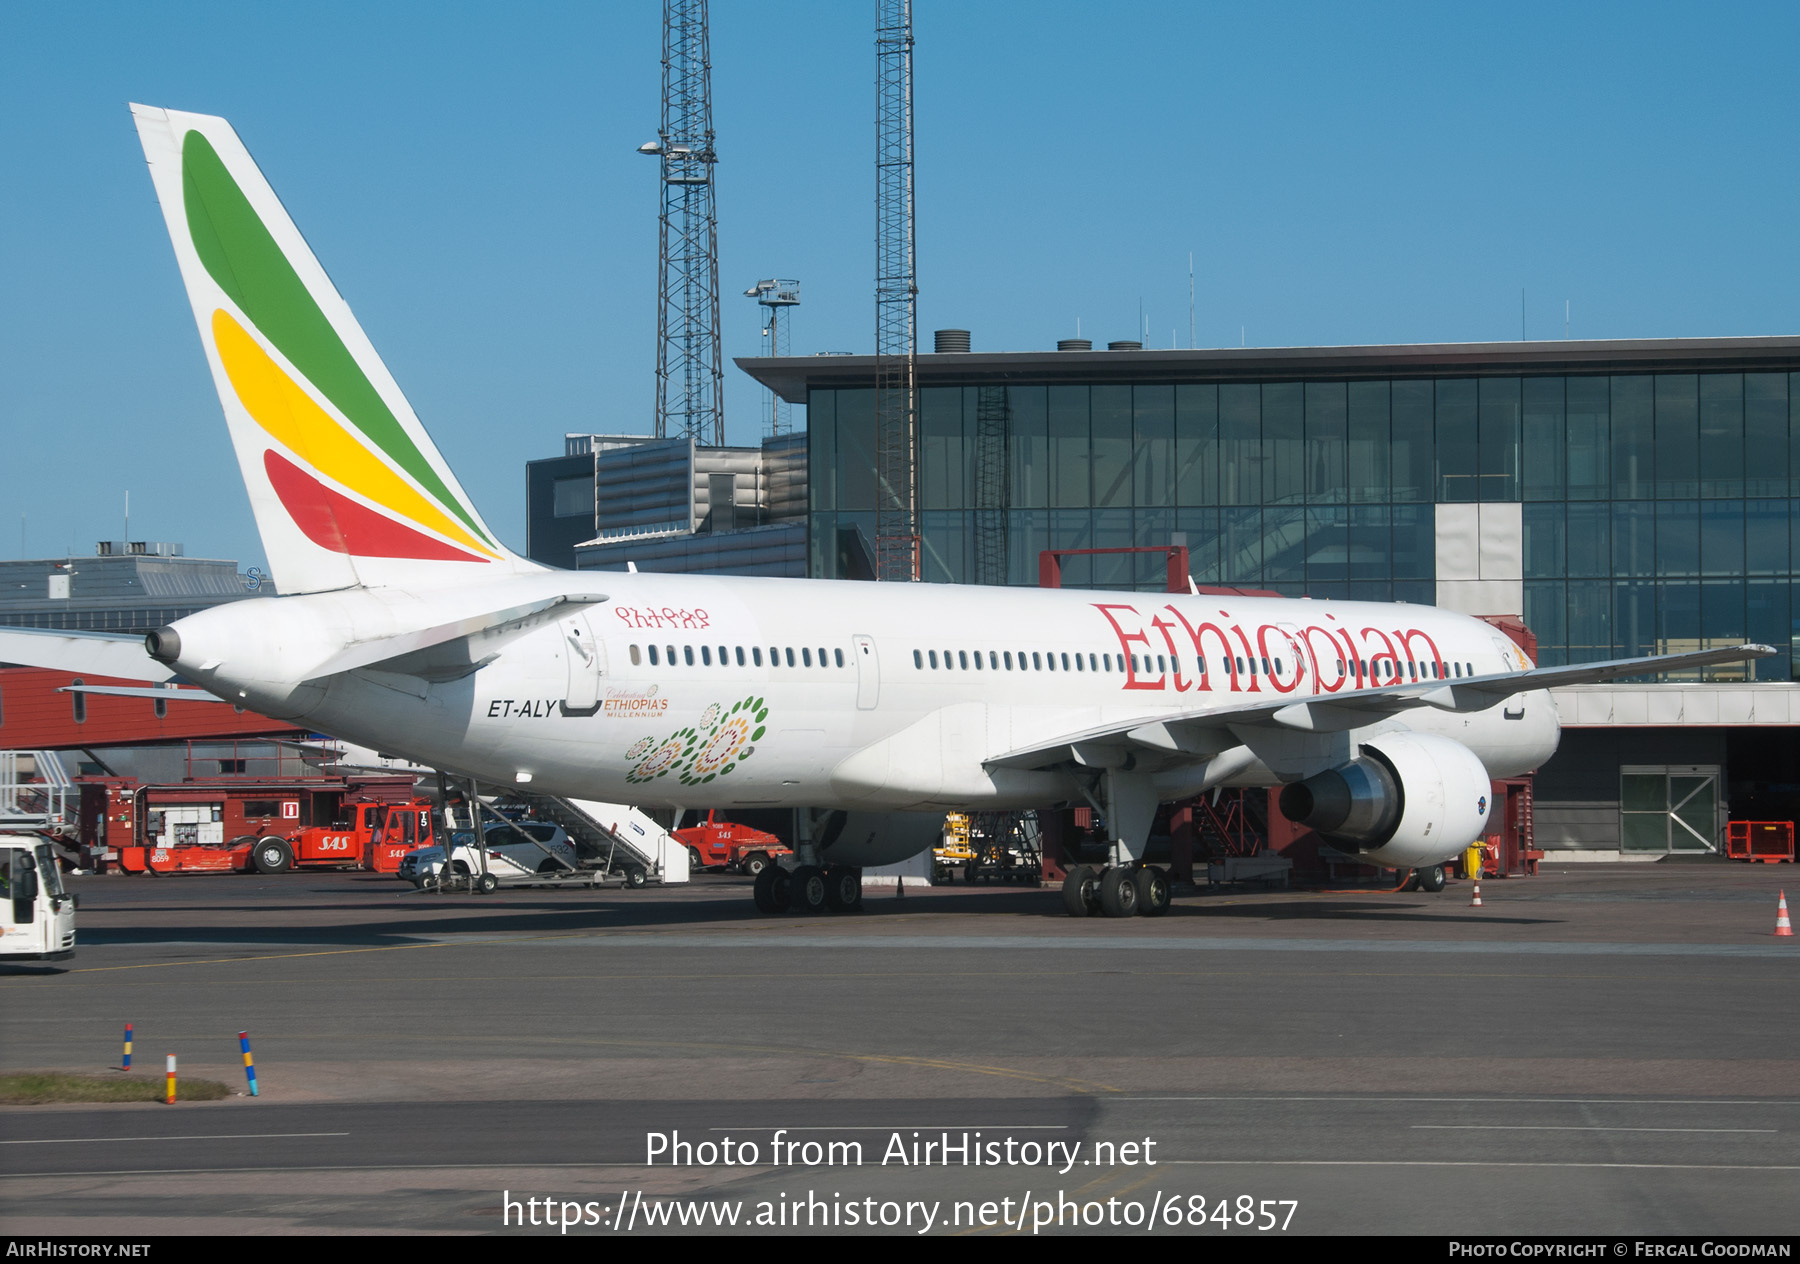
[
  {"xmin": 641, "ymin": 0, "xmax": 724, "ymax": 446},
  {"xmin": 874, "ymin": 0, "xmax": 918, "ymax": 581}
]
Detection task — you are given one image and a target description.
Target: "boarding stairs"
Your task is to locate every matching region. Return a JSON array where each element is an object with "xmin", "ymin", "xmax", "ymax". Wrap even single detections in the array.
[{"xmin": 506, "ymin": 793, "xmax": 689, "ymax": 885}]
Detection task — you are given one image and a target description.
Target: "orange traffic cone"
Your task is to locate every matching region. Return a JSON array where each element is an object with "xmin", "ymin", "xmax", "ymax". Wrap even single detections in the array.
[
  {"xmin": 1776, "ymin": 891, "xmax": 1793, "ymax": 937},
  {"xmin": 1470, "ymin": 881, "xmax": 1483, "ymax": 908}
]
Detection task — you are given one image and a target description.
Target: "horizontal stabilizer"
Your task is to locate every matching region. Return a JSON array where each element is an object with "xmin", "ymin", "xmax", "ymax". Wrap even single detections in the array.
[
  {"xmin": 0, "ymin": 629, "xmax": 176, "ymax": 683},
  {"xmin": 58, "ymin": 683, "xmax": 225, "ymax": 702},
  {"xmin": 305, "ymin": 593, "xmax": 606, "ymax": 681}
]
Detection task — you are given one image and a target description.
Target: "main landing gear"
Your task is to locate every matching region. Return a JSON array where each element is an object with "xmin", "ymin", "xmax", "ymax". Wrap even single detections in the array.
[
  {"xmin": 754, "ymin": 863, "xmax": 863, "ymax": 915},
  {"xmin": 1061, "ymin": 864, "xmax": 1171, "ymax": 918}
]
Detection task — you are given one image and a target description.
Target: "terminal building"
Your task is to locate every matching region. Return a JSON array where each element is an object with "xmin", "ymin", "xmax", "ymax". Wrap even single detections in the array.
[
  {"xmin": 0, "ymin": 541, "xmax": 269, "ymax": 636},
  {"xmin": 544, "ymin": 333, "xmax": 1800, "ymax": 862}
]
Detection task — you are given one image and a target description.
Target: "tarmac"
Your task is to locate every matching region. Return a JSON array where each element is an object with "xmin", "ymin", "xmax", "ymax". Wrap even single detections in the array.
[{"xmin": 2, "ymin": 860, "xmax": 1796, "ymax": 1235}]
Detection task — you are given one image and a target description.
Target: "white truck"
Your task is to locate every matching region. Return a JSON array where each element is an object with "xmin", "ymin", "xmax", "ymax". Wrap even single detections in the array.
[{"xmin": 1, "ymin": 833, "xmax": 76, "ymax": 961}]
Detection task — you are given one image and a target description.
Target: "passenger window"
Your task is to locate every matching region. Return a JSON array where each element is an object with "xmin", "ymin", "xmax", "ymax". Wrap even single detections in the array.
[
  {"xmin": 684, "ymin": 646, "xmax": 695, "ymax": 666},
  {"xmin": 785, "ymin": 648, "xmax": 796, "ymax": 667},
  {"xmin": 629, "ymin": 645, "xmax": 641, "ymax": 666},
  {"xmin": 736, "ymin": 646, "xmax": 746, "ymax": 666},
  {"xmin": 1089, "ymin": 653, "xmax": 1098, "ymax": 672},
  {"xmin": 835, "ymin": 648, "xmax": 845, "ymax": 668},
  {"xmin": 1103, "ymin": 654, "xmax": 1111, "ymax": 672},
  {"xmin": 929, "ymin": 650, "xmax": 939, "ymax": 669},
  {"xmin": 753, "ymin": 647, "xmax": 763, "ymax": 666},
  {"xmin": 914, "ymin": 649, "xmax": 923, "ymax": 669},
  {"xmin": 701, "ymin": 646, "xmax": 713, "ymax": 666},
  {"xmin": 1453, "ymin": 662, "xmax": 1461, "ymax": 678},
  {"xmin": 1235, "ymin": 657, "xmax": 1244, "ymax": 675},
  {"xmin": 667, "ymin": 645, "xmax": 677, "ymax": 664},
  {"xmin": 1004, "ymin": 651, "xmax": 1013, "ymax": 670},
  {"xmin": 1032, "ymin": 652, "xmax": 1042, "ymax": 670},
  {"xmin": 1074, "ymin": 654, "xmax": 1083, "ymax": 672},
  {"xmin": 1046, "ymin": 653, "xmax": 1056, "ymax": 672},
  {"xmin": 1158, "ymin": 655, "xmax": 1167, "ymax": 673},
  {"xmin": 1273, "ymin": 658, "xmax": 1281, "ymax": 674},
  {"xmin": 803, "ymin": 648, "xmax": 813, "ymax": 667},
  {"xmin": 958, "ymin": 650, "xmax": 968, "ymax": 670},
  {"xmin": 973, "ymin": 652, "xmax": 983, "ymax": 671},
  {"xmin": 818, "ymin": 647, "xmax": 828, "ymax": 666},
  {"xmin": 648, "ymin": 645, "xmax": 660, "ymax": 666}
]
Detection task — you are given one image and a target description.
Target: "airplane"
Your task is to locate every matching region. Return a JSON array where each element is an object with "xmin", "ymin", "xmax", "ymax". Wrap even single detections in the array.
[{"xmin": 0, "ymin": 106, "xmax": 1772, "ymax": 920}]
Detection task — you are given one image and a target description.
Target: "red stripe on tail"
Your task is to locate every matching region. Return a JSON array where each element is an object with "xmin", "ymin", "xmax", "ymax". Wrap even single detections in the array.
[{"xmin": 264, "ymin": 450, "xmax": 488, "ymax": 563}]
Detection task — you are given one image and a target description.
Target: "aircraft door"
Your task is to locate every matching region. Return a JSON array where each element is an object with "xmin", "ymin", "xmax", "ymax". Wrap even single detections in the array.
[
  {"xmin": 562, "ymin": 614, "xmax": 607, "ymax": 716},
  {"xmin": 852, "ymin": 635, "xmax": 879, "ymax": 710}
]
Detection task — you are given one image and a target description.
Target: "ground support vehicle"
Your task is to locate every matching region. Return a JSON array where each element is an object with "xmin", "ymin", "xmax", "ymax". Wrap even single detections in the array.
[
  {"xmin": 405, "ymin": 794, "xmax": 688, "ymax": 892},
  {"xmin": 90, "ymin": 775, "xmax": 427, "ymax": 875},
  {"xmin": 671, "ymin": 810, "xmax": 789, "ymax": 876},
  {"xmin": 0, "ymin": 832, "xmax": 76, "ymax": 961},
  {"xmin": 937, "ymin": 811, "xmax": 1042, "ymax": 886}
]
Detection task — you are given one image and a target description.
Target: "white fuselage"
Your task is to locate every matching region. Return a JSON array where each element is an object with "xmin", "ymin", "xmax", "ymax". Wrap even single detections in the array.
[{"xmin": 161, "ymin": 572, "xmax": 1560, "ymax": 818}]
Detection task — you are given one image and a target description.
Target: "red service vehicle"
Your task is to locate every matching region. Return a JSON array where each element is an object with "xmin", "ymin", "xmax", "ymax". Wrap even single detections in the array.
[
  {"xmin": 672, "ymin": 811, "xmax": 790, "ymax": 876},
  {"xmin": 83, "ymin": 775, "xmax": 428, "ymax": 875}
]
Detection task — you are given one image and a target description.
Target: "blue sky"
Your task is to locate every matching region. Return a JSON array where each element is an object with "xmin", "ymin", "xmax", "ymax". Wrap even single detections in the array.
[{"xmin": 4, "ymin": 2, "xmax": 1797, "ymax": 572}]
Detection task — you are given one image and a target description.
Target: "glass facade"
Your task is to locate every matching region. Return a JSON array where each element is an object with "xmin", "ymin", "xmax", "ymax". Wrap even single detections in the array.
[{"xmin": 809, "ymin": 373, "xmax": 1800, "ymax": 680}]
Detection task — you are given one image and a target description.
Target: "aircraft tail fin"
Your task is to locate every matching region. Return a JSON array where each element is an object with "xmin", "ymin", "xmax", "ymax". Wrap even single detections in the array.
[{"xmin": 130, "ymin": 105, "xmax": 539, "ymax": 594}]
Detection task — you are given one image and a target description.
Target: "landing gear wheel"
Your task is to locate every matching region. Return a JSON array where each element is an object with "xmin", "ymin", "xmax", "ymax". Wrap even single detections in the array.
[
  {"xmin": 476, "ymin": 872, "xmax": 500, "ymax": 894},
  {"xmin": 1061, "ymin": 865, "xmax": 1100, "ymax": 917},
  {"xmin": 1397, "ymin": 869, "xmax": 1420, "ymax": 892},
  {"xmin": 252, "ymin": 838, "xmax": 292, "ymax": 875},
  {"xmin": 1133, "ymin": 864, "xmax": 1171, "ymax": 917},
  {"xmin": 739, "ymin": 852, "xmax": 770, "ymax": 879},
  {"xmin": 1099, "ymin": 866, "xmax": 1140, "ymax": 918},
  {"xmin": 753, "ymin": 863, "xmax": 790, "ymax": 913},
  {"xmin": 623, "ymin": 866, "xmax": 649, "ymax": 889},
  {"xmin": 1416, "ymin": 863, "xmax": 1447, "ymax": 893},
  {"xmin": 823, "ymin": 865, "xmax": 863, "ymax": 912},
  {"xmin": 789, "ymin": 864, "xmax": 827, "ymax": 914}
]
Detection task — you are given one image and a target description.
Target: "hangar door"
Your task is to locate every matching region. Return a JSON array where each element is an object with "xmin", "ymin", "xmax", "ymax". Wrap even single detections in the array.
[{"xmin": 1620, "ymin": 765, "xmax": 1720, "ymax": 853}]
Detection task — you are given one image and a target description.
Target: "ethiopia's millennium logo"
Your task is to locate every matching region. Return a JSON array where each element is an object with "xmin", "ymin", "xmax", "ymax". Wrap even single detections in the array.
[{"xmin": 626, "ymin": 696, "xmax": 769, "ymax": 786}]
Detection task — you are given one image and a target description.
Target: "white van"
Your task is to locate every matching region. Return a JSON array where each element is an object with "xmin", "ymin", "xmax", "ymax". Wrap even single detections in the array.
[
  {"xmin": 397, "ymin": 821, "xmax": 578, "ymax": 888},
  {"xmin": 1, "ymin": 834, "xmax": 76, "ymax": 961}
]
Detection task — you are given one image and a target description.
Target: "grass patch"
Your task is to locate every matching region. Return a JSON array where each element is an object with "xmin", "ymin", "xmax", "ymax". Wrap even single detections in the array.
[{"xmin": 0, "ymin": 1072, "xmax": 232, "ymax": 1104}]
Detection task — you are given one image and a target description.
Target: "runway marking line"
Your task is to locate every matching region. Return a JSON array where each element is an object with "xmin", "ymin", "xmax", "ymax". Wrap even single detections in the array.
[
  {"xmin": 1411, "ymin": 1125, "xmax": 1776, "ymax": 1133},
  {"xmin": 17, "ymin": 1159, "xmax": 1800, "ymax": 1180},
  {"xmin": 705, "ymin": 1130, "xmax": 1065, "ymax": 1137},
  {"xmin": 1122, "ymin": 1095, "xmax": 1800, "ymax": 1106},
  {"xmin": 2, "ymin": 1132, "xmax": 349, "ymax": 1145}
]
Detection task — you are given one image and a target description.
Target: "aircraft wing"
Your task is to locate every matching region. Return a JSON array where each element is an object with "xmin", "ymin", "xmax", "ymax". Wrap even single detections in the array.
[
  {"xmin": 985, "ymin": 642, "xmax": 1775, "ymax": 772},
  {"xmin": 0, "ymin": 628, "xmax": 177, "ymax": 683}
]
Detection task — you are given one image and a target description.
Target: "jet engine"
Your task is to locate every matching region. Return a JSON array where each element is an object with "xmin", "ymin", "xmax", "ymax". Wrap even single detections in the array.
[
  {"xmin": 811, "ymin": 809, "xmax": 944, "ymax": 868},
  {"xmin": 1276, "ymin": 732, "xmax": 1494, "ymax": 868}
]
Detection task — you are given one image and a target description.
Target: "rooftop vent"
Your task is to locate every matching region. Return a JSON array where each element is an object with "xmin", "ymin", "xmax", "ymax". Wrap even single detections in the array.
[
  {"xmin": 1056, "ymin": 338, "xmax": 1092, "ymax": 351},
  {"xmin": 933, "ymin": 329, "xmax": 971, "ymax": 353},
  {"xmin": 1107, "ymin": 340, "xmax": 1143, "ymax": 351}
]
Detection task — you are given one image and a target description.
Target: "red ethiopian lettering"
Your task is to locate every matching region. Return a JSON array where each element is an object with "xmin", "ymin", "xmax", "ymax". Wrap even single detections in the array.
[{"xmin": 1093, "ymin": 603, "xmax": 1164, "ymax": 691}]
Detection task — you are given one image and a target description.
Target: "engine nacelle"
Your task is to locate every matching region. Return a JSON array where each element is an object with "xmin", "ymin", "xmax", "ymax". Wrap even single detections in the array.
[
  {"xmin": 812, "ymin": 809, "xmax": 944, "ymax": 868},
  {"xmin": 1277, "ymin": 732, "xmax": 1494, "ymax": 869}
]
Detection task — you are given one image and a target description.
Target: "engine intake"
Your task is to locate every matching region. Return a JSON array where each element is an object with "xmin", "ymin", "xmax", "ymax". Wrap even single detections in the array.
[{"xmin": 1278, "ymin": 732, "xmax": 1495, "ymax": 868}]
